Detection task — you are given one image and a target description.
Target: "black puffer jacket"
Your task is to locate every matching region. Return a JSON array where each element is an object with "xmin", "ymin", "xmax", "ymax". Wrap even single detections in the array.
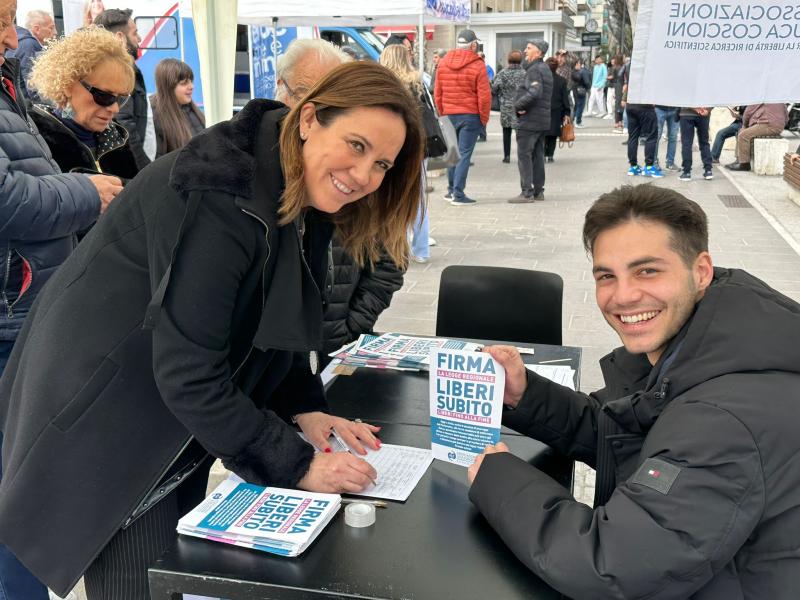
[
  {"xmin": 514, "ymin": 58, "xmax": 552, "ymax": 132},
  {"xmin": 0, "ymin": 59, "xmax": 100, "ymax": 342},
  {"xmin": 322, "ymin": 237, "xmax": 404, "ymax": 355},
  {"xmin": 471, "ymin": 267, "xmax": 800, "ymax": 599}
]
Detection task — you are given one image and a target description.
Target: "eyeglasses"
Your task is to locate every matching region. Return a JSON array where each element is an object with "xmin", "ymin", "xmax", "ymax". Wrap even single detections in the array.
[
  {"xmin": 282, "ymin": 80, "xmax": 309, "ymax": 101},
  {"xmin": 79, "ymin": 81, "xmax": 130, "ymax": 108}
]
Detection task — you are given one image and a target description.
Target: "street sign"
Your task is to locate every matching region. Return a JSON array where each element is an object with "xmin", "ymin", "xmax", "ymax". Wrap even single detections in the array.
[{"xmin": 582, "ymin": 32, "xmax": 601, "ymax": 46}]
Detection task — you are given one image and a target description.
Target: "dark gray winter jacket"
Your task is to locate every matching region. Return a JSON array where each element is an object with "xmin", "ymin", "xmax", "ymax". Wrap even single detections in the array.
[
  {"xmin": 514, "ymin": 58, "xmax": 552, "ymax": 132},
  {"xmin": 0, "ymin": 59, "xmax": 100, "ymax": 342},
  {"xmin": 471, "ymin": 267, "xmax": 800, "ymax": 599},
  {"xmin": 322, "ymin": 237, "xmax": 404, "ymax": 355}
]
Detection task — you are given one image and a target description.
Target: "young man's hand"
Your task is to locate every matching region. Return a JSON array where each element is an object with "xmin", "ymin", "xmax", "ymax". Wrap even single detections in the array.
[
  {"xmin": 467, "ymin": 442, "xmax": 510, "ymax": 484},
  {"xmin": 482, "ymin": 346, "xmax": 527, "ymax": 408}
]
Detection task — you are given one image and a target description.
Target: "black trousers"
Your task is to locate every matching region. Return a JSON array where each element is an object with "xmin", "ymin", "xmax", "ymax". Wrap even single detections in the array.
[
  {"xmin": 83, "ymin": 457, "xmax": 213, "ymax": 600},
  {"xmin": 680, "ymin": 114, "xmax": 712, "ymax": 172},
  {"xmin": 544, "ymin": 135, "xmax": 558, "ymax": 159},
  {"xmin": 516, "ymin": 129, "xmax": 546, "ymax": 196},
  {"xmin": 626, "ymin": 105, "xmax": 657, "ymax": 166},
  {"xmin": 502, "ymin": 126, "xmax": 513, "ymax": 159}
]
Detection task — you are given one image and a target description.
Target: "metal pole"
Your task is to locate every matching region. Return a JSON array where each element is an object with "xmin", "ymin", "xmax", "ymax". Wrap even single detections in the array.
[{"xmin": 418, "ymin": 12, "xmax": 425, "ymax": 77}]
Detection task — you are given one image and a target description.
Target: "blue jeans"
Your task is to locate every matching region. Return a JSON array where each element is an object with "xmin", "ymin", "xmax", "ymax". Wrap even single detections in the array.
[
  {"xmin": 711, "ymin": 122, "xmax": 741, "ymax": 160},
  {"xmin": 446, "ymin": 114, "xmax": 481, "ymax": 201},
  {"xmin": 655, "ymin": 107, "xmax": 679, "ymax": 167},
  {"xmin": 0, "ymin": 342, "xmax": 49, "ymax": 600},
  {"xmin": 410, "ymin": 165, "xmax": 429, "ymax": 259},
  {"xmin": 573, "ymin": 93, "xmax": 586, "ymax": 124}
]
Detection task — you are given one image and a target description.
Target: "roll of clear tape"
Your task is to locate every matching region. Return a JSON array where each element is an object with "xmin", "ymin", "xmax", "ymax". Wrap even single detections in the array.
[{"xmin": 344, "ymin": 502, "xmax": 376, "ymax": 528}]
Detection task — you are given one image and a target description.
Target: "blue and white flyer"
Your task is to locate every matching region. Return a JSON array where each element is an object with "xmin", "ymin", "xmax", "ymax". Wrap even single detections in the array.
[{"xmin": 429, "ymin": 348, "xmax": 505, "ymax": 467}]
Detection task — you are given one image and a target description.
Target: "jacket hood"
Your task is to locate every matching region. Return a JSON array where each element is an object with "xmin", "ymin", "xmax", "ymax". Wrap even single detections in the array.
[
  {"xmin": 170, "ymin": 98, "xmax": 288, "ymax": 201},
  {"xmin": 604, "ymin": 267, "xmax": 800, "ymax": 432},
  {"xmin": 441, "ymin": 49, "xmax": 484, "ymax": 71}
]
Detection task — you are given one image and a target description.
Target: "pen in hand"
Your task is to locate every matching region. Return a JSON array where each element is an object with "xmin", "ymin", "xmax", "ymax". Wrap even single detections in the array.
[{"xmin": 331, "ymin": 427, "xmax": 378, "ymax": 487}]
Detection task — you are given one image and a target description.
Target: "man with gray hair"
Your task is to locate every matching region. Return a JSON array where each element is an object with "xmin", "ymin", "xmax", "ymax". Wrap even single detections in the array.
[
  {"xmin": 508, "ymin": 39, "xmax": 552, "ymax": 203},
  {"xmin": 274, "ymin": 38, "xmax": 350, "ymax": 105},
  {"xmin": 6, "ymin": 9, "xmax": 55, "ymax": 100}
]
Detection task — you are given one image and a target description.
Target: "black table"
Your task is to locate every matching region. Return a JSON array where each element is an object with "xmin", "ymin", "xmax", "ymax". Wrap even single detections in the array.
[
  {"xmin": 149, "ymin": 341, "xmax": 582, "ymax": 599},
  {"xmin": 149, "ymin": 424, "xmax": 563, "ymax": 600}
]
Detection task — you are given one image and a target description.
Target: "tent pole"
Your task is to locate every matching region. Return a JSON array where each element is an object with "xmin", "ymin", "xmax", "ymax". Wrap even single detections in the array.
[{"xmin": 418, "ymin": 11, "xmax": 424, "ymax": 77}]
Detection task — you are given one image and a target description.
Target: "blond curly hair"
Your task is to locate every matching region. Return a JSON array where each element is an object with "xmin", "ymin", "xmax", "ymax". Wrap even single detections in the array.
[{"xmin": 30, "ymin": 26, "xmax": 134, "ymax": 108}]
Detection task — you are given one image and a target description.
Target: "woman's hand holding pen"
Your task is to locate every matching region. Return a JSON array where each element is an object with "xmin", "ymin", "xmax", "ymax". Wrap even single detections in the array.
[
  {"xmin": 297, "ymin": 451, "xmax": 378, "ymax": 494},
  {"xmin": 294, "ymin": 412, "xmax": 381, "ymax": 454}
]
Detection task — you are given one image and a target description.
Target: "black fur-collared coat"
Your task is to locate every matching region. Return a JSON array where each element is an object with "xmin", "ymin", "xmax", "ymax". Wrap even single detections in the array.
[{"xmin": 0, "ymin": 100, "xmax": 332, "ymax": 595}]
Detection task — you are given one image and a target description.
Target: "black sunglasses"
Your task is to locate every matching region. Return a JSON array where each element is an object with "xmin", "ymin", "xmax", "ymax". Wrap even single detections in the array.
[{"xmin": 79, "ymin": 81, "xmax": 130, "ymax": 108}]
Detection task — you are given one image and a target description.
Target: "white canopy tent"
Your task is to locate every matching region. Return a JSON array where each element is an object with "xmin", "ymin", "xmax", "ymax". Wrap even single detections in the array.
[{"xmin": 191, "ymin": 0, "xmax": 470, "ymax": 125}]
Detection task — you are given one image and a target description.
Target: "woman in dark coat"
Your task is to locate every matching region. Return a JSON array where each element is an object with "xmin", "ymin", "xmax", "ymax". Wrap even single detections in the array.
[
  {"xmin": 491, "ymin": 50, "xmax": 526, "ymax": 163},
  {"xmin": 544, "ymin": 57, "xmax": 571, "ymax": 162},
  {"xmin": 0, "ymin": 62, "xmax": 424, "ymax": 600},
  {"xmin": 27, "ymin": 26, "xmax": 139, "ymax": 181}
]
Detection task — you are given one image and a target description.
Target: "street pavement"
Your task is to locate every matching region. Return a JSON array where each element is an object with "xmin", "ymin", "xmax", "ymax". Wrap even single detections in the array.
[
  {"xmin": 376, "ymin": 112, "xmax": 800, "ymax": 506},
  {"xmin": 67, "ymin": 113, "xmax": 800, "ymax": 600}
]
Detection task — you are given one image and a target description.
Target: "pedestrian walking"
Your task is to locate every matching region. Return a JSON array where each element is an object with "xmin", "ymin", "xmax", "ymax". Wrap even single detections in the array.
[
  {"xmin": 570, "ymin": 58, "xmax": 591, "ymax": 127},
  {"xmin": 492, "ymin": 50, "xmax": 526, "ymax": 163},
  {"xmin": 508, "ymin": 39, "xmax": 552, "ymax": 203},
  {"xmin": 587, "ymin": 55, "xmax": 606, "ymax": 117},
  {"xmin": 543, "ymin": 57, "xmax": 570, "ymax": 163},
  {"xmin": 433, "ymin": 29, "xmax": 491, "ymax": 205}
]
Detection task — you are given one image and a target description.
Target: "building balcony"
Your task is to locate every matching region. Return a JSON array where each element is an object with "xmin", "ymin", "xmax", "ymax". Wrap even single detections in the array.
[
  {"xmin": 560, "ymin": 0, "xmax": 578, "ymax": 14},
  {"xmin": 577, "ymin": 0, "xmax": 594, "ymax": 9}
]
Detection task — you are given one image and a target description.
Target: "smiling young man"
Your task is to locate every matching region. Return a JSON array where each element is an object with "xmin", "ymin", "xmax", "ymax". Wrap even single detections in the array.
[{"xmin": 468, "ymin": 185, "xmax": 800, "ymax": 599}]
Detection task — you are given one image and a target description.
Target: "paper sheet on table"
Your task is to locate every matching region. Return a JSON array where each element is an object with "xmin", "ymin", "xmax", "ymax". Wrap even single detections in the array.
[
  {"xmin": 302, "ymin": 433, "xmax": 432, "ymax": 502},
  {"xmin": 526, "ymin": 364, "xmax": 576, "ymax": 391}
]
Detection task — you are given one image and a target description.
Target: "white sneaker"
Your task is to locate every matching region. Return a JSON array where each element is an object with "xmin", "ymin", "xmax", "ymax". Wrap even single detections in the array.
[
  {"xmin": 428, "ymin": 237, "xmax": 437, "ymax": 246},
  {"xmin": 602, "ymin": 114, "xmax": 613, "ymax": 120},
  {"xmin": 410, "ymin": 254, "xmax": 428, "ymax": 264}
]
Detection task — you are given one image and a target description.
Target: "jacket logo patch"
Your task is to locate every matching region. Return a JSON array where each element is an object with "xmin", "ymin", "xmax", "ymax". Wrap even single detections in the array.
[{"xmin": 631, "ymin": 458, "xmax": 681, "ymax": 495}]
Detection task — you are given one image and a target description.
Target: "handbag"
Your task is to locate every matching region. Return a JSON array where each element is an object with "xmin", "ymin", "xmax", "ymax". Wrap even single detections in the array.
[
  {"xmin": 559, "ymin": 120, "xmax": 575, "ymax": 147},
  {"xmin": 420, "ymin": 89, "xmax": 447, "ymax": 159},
  {"xmin": 491, "ymin": 89, "xmax": 500, "ymax": 111},
  {"xmin": 426, "ymin": 115, "xmax": 461, "ymax": 170}
]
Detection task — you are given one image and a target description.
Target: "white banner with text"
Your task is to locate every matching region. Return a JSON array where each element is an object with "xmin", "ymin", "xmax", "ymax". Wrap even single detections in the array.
[{"xmin": 628, "ymin": 1, "xmax": 800, "ymax": 105}]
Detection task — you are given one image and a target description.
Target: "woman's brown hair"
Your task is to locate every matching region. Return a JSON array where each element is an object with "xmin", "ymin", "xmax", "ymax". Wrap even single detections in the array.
[
  {"xmin": 151, "ymin": 58, "xmax": 205, "ymax": 154},
  {"xmin": 278, "ymin": 61, "xmax": 424, "ymax": 269}
]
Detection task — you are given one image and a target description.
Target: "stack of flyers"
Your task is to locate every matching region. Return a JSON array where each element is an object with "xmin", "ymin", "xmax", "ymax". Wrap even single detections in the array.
[
  {"xmin": 177, "ymin": 479, "xmax": 340, "ymax": 557},
  {"xmin": 328, "ymin": 333, "xmax": 481, "ymax": 371}
]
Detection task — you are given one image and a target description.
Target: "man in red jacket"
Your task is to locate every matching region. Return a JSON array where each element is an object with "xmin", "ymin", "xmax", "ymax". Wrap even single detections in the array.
[{"xmin": 434, "ymin": 29, "xmax": 491, "ymax": 205}]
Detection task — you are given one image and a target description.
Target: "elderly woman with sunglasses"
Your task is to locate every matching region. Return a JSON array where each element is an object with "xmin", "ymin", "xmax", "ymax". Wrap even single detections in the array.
[{"xmin": 27, "ymin": 26, "xmax": 139, "ymax": 180}]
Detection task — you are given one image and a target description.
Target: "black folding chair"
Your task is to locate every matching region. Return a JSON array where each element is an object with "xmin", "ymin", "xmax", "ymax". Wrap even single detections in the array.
[{"xmin": 435, "ymin": 266, "xmax": 563, "ymax": 346}]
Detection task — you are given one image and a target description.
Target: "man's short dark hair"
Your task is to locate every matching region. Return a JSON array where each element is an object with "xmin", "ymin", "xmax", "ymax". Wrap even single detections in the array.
[
  {"xmin": 583, "ymin": 185, "xmax": 709, "ymax": 265},
  {"xmin": 93, "ymin": 8, "xmax": 132, "ymax": 33}
]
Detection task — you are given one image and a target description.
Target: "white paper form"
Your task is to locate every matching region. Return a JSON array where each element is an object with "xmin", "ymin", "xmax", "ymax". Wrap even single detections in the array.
[
  {"xmin": 347, "ymin": 443, "xmax": 433, "ymax": 502},
  {"xmin": 301, "ymin": 433, "xmax": 433, "ymax": 502},
  {"xmin": 526, "ymin": 364, "xmax": 577, "ymax": 391}
]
